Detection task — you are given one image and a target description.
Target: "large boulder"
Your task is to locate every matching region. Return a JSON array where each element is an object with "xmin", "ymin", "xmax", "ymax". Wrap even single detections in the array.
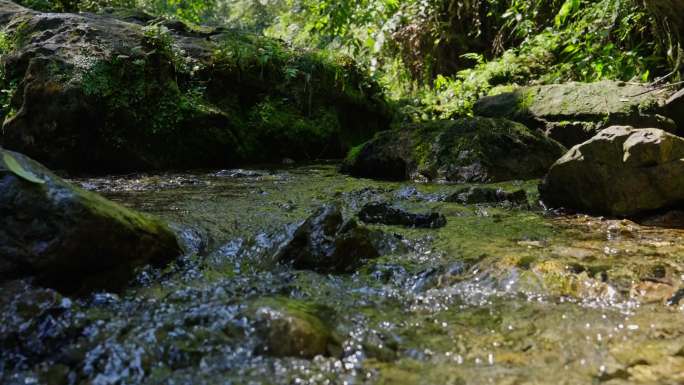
[
  {"xmin": 0, "ymin": 1, "xmax": 390, "ymax": 173},
  {"xmin": 539, "ymin": 126, "xmax": 684, "ymax": 217},
  {"xmin": 342, "ymin": 117, "xmax": 566, "ymax": 183},
  {"xmin": 474, "ymin": 81, "xmax": 677, "ymax": 147},
  {"xmin": 0, "ymin": 147, "xmax": 182, "ymax": 292}
]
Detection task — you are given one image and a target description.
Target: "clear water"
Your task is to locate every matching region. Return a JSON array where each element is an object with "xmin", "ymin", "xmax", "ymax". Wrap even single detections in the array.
[{"xmin": 2, "ymin": 164, "xmax": 684, "ymax": 385}]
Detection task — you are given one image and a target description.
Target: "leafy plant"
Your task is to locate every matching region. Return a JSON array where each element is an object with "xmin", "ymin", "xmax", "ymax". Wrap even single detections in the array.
[{"xmin": 555, "ymin": 0, "xmax": 581, "ymax": 27}]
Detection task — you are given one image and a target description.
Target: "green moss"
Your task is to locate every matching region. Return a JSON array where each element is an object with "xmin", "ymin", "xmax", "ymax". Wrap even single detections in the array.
[
  {"xmin": 411, "ymin": 117, "xmax": 549, "ymax": 178},
  {"xmin": 0, "ymin": 32, "xmax": 10, "ymax": 54},
  {"xmin": 82, "ymin": 55, "xmax": 203, "ymax": 136},
  {"xmin": 516, "ymin": 88, "xmax": 536, "ymax": 111},
  {"xmin": 345, "ymin": 143, "xmax": 364, "ymax": 163},
  {"xmin": 248, "ymin": 297, "xmax": 340, "ymax": 358}
]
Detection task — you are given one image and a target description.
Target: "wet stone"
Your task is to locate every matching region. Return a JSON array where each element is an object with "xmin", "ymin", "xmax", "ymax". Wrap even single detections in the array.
[
  {"xmin": 357, "ymin": 202, "xmax": 447, "ymax": 228},
  {"xmin": 0, "ymin": 148, "xmax": 182, "ymax": 293},
  {"xmin": 445, "ymin": 186, "xmax": 528, "ymax": 205},
  {"xmin": 274, "ymin": 204, "xmax": 404, "ymax": 273},
  {"xmin": 249, "ymin": 298, "xmax": 340, "ymax": 358},
  {"xmin": 213, "ymin": 169, "xmax": 265, "ymax": 178}
]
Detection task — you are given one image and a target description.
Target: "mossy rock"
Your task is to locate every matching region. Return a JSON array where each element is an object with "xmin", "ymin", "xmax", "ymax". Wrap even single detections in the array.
[
  {"xmin": 0, "ymin": 147, "xmax": 182, "ymax": 293},
  {"xmin": 0, "ymin": 2, "xmax": 391, "ymax": 174},
  {"xmin": 474, "ymin": 81, "xmax": 678, "ymax": 147},
  {"xmin": 248, "ymin": 297, "xmax": 341, "ymax": 358},
  {"xmin": 342, "ymin": 117, "xmax": 566, "ymax": 183}
]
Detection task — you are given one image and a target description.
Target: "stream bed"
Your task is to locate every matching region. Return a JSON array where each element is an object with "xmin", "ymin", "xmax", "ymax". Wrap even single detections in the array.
[{"xmin": 2, "ymin": 163, "xmax": 684, "ymax": 385}]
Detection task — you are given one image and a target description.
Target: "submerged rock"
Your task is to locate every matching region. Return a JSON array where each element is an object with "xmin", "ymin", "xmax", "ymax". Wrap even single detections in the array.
[
  {"xmin": 540, "ymin": 126, "xmax": 684, "ymax": 217},
  {"xmin": 445, "ymin": 186, "xmax": 528, "ymax": 205},
  {"xmin": 213, "ymin": 169, "xmax": 265, "ymax": 178},
  {"xmin": 474, "ymin": 81, "xmax": 677, "ymax": 147},
  {"xmin": 249, "ymin": 298, "xmax": 340, "ymax": 358},
  {"xmin": 342, "ymin": 117, "xmax": 565, "ymax": 183},
  {"xmin": 0, "ymin": 148, "xmax": 181, "ymax": 292},
  {"xmin": 358, "ymin": 202, "xmax": 446, "ymax": 228},
  {"xmin": 274, "ymin": 204, "xmax": 402, "ymax": 273}
]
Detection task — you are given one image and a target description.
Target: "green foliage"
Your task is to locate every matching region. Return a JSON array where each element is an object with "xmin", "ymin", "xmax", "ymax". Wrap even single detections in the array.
[
  {"xmin": 140, "ymin": 0, "xmax": 216, "ymax": 24},
  {"xmin": 81, "ymin": 51, "xmax": 203, "ymax": 144},
  {"xmin": 209, "ymin": 31, "xmax": 388, "ymax": 159},
  {"xmin": 551, "ymin": 0, "xmax": 661, "ymax": 82},
  {"xmin": 390, "ymin": 0, "xmax": 667, "ymax": 120},
  {"xmin": 78, "ymin": 0, "xmax": 138, "ymax": 11},
  {"xmin": 0, "ymin": 31, "xmax": 18, "ymax": 124},
  {"xmin": 396, "ymin": 32, "xmax": 558, "ymax": 120},
  {"xmin": 15, "ymin": 0, "xmax": 144, "ymax": 13},
  {"xmin": 555, "ymin": 0, "xmax": 580, "ymax": 27},
  {"xmin": 8, "ymin": 0, "xmax": 677, "ymax": 130},
  {"xmin": 14, "ymin": 0, "xmax": 64, "ymax": 12}
]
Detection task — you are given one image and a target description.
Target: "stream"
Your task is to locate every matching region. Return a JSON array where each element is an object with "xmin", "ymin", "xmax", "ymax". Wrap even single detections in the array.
[{"xmin": 2, "ymin": 163, "xmax": 684, "ymax": 385}]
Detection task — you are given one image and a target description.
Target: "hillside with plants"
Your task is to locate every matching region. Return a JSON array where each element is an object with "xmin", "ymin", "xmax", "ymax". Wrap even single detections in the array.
[
  {"xmin": 6, "ymin": 0, "xmax": 683, "ymax": 121},
  {"xmin": 3, "ymin": 1, "xmax": 684, "ymax": 385}
]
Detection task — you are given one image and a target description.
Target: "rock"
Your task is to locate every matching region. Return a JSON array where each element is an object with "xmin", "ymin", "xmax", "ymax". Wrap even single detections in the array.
[
  {"xmin": 474, "ymin": 81, "xmax": 678, "ymax": 147},
  {"xmin": 664, "ymin": 88, "xmax": 684, "ymax": 129},
  {"xmin": 630, "ymin": 281, "xmax": 677, "ymax": 304},
  {"xmin": 539, "ymin": 126, "xmax": 684, "ymax": 217},
  {"xmin": 357, "ymin": 202, "xmax": 446, "ymax": 228},
  {"xmin": 249, "ymin": 298, "xmax": 340, "ymax": 358},
  {"xmin": 445, "ymin": 186, "xmax": 528, "ymax": 205},
  {"xmin": 342, "ymin": 117, "xmax": 566, "ymax": 183},
  {"xmin": 213, "ymin": 169, "xmax": 264, "ymax": 178},
  {"xmin": 639, "ymin": 210, "xmax": 684, "ymax": 229},
  {"xmin": 274, "ymin": 204, "xmax": 401, "ymax": 273},
  {"xmin": 0, "ymin": 148, "xmax": 182, "ymax": 292},
  {"xmin": 668, "ymin": 288, "xmax": 684, "ymax": 306},
  {"xmin": 0, "ymin": 1, "xmax": 390, "ymax": 173}
]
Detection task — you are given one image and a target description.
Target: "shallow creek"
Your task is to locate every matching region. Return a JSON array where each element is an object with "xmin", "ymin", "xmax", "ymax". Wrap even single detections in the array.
[{"xmin": 2, "ymin": 163, "xmax": 684, "ymax": 385}]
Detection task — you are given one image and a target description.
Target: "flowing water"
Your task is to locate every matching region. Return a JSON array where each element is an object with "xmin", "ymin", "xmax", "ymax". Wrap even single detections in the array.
[{"xmin": 2, "ymin": 164, "xmax": 684, "ymax": 385}]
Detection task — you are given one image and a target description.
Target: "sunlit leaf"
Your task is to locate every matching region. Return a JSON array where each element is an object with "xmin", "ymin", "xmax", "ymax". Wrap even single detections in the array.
[
  {"xmin": 555, "ymin": 0, "xmax": 580, "ymax": 27},
  {"xmin": 2, "ymin": 151, "xmax": 45, "ymax": 184}
]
